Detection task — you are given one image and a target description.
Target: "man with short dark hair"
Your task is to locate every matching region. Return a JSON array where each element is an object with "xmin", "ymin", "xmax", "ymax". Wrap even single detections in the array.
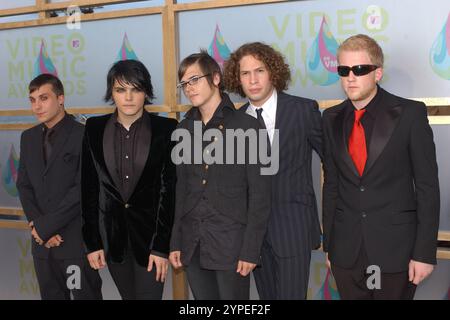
[{"xmin": 17, "ymin": 73, "xmax": 102, "ymax": 300}]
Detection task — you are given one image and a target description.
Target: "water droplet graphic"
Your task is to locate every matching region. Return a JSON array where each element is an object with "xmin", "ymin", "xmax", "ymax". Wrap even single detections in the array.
[
  {"xmin": 430, "ymin": 13, "xmax": 450, "ymax": 80},
  {"xmin": 116, "ymin": 33, "xmax": 139, "ymax": 61},
  {"xmin": 33, "ymin": 40, "xmax": 58, "ymax": 78},
  {"xmin": 208, "ymin": 24, "xmax": 231, "ymax": 69},
  {"xmin": 306, "ymin": 17, "xmax": 339, "ymax": 86},
  {"xmin": 2, "ymin": 145, "xmax": 19, "ymax": 198}
]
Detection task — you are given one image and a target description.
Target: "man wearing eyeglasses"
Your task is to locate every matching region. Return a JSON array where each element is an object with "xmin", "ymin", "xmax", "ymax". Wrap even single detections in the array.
[
  {"xmin": 322, "ymin": 34, "xmax": 440, "ymax": 299},
  {"xmin": 169, "ymin": 51, "xmax": 271, "ymax": 300}
]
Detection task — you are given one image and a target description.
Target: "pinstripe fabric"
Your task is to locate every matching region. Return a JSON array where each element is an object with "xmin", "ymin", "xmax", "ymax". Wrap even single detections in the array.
[
  {"xmin": 241, "ymin": 92, "xmax": 323, "ymax": 300},
  {"xmin": 254, "ymin": 239, "xmax": 311, "ymax": 299}
]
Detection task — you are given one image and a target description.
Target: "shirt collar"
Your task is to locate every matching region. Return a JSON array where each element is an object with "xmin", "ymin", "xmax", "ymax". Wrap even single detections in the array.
[
  {"xmin": 43, "ymin": 112, "xmax": 69, "ymax": 134},
  {"xmin": 346, "ymin": 85, "xmax": 383, "ymax": 119},
  {"xmin": 185, "ymin": 93, "xmax": 235, "ymax": 121},
  {"xmin": 247, "ymin": 89, "xmax": 277, "ymax": 116}
]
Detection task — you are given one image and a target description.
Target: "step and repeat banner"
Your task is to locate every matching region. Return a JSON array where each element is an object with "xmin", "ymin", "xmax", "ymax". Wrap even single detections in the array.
[{"xmin": 0, "ymin": 0, "xmax": 449, "ymax": 299}]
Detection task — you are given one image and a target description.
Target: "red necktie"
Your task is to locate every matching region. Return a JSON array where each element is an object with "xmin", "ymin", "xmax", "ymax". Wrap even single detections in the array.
[{"xmin": 348, "ymin": 109, "xmax": 367, "ymax": 176}]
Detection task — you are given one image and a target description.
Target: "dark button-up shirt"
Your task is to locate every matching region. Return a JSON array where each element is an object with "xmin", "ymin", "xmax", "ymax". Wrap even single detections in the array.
[
  {"xmin": 42, "ymin": 113, "xmax": 70, "ymax": 165},
  {"xmin": 113, "ymin": 112, "xmax": 143, "ymax": 200},
  {"xmin": 181, "ymin": 94, "xmax": 246, "ymax": 270},
  {"xmin": 344, "ymin": 85, "xmax": 383, "ymax": 150}
]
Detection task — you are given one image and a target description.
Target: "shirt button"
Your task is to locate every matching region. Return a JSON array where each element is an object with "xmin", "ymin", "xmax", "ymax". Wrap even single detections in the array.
[
  {"xmin": 125, "ymin": 175, "xmax": 129, "ymax": 179},
  {"xmin": 362, "ymin": 212, "xmax": 367, "ymax": 218},
  {"xmin": 360, "ymin": 186, "xmax": 365, "ymax": 192},
  {"xmin": 125, "ymin": 203, "xmax": 130, "ymax": 209},
  {"xmin": 125, "ymin": 155, "xmax": 129, "ymax": 159},
  {"xmin": 202, "ymin": 179, "xmax": 207, "ymax": 185},
  {"xmin": 126, "ymin": 135, "xmax": 130, "ymax": 139}
]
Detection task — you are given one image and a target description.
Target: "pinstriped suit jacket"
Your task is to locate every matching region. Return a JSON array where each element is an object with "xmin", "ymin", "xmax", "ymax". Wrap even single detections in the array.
[{"xmin": 240, "ymin": 92, "xmax": 323, "ymax": 258}]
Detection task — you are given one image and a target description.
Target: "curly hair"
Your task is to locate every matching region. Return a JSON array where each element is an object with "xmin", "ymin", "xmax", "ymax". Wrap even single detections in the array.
[{"xmin": 223, "ymin": 42, "xmax": 291, "ymax": 97}]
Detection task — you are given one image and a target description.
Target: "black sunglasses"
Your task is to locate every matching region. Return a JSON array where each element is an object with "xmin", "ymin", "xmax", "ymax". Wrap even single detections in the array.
[{"xmin": 337, "ymin": 64, "xmax": 379, "ymax": 77}]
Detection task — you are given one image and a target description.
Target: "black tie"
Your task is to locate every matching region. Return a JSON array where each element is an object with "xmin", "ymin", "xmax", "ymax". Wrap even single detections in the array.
[
  {"xmin": 256, "ymin": 108, "xmax": 266, "ymax": 130},
  {"xmin": 256, "ymin": 108, "xmax": 271, "ymax": 155},
  {"xmin": 43, "ymin": 128, "xmax": 54, "ymax": 165}
]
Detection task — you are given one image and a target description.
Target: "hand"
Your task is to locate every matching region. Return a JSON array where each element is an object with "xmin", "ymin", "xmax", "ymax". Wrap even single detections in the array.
[
  {"xmin": 31, "ymin": 227, "xmax": 44, "ymax": 245},
  {"xmin": 87, "ymin": 249, "xmax": 106, "ymax": 270},
  {"xmin": 169, "ymin": 251, "xmax": 183, "ymax": 269},
  {"xmin": 45, "ymin": 234, "xmax": 63, "ymax": 248},
  {"xmin": 236, "ymin": 260, "xmax": 256, "ymax": 277},
  {"xmin": 409, "ymin": 260, "xmax": 434, "ymax": 285},
  {"xmin": 325, "ymin": 252, "xmax": 331, "ymax": 269},
  {"xmin": 148, "ymin": 254, "xmax": 169, "ymax": 283}
]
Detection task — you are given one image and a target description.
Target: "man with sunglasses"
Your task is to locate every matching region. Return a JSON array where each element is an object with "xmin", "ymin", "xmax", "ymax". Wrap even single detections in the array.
[
  {"xmin": 169, "ymin": 51, "xmax": 271, "ymax": 299},
  {"xmin": 322, "ymin": 34, "xmax": 440, "ymax": 299}
]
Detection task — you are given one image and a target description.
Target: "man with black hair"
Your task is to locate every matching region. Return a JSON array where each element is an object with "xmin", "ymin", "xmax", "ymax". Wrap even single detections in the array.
[
  {"xmin": 81, "ymin": 59, "xmax": 177, "ymax": 299},
  {"xmin": 17, "ymin": 73, "xmax": 102, "ymax": 300}
]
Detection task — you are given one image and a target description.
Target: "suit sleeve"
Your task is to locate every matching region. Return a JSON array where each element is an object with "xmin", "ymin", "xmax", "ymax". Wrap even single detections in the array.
[
  {"xmin": 16, "ymin": 131, "xmax": 44, "ymax": 223},
  {"xmin": 80, "ymin": 123, "xmax": 104, "ymax": 253},
  {"xmin": 239, "ymin": 121, "xmax": 272, "ymax": 264},
  {"xmin": 308, "ymin": 100, "xmax": 324, "ymax": 160},
  {"xmin": 32, "ymin": 151, "xmax": 82, "ymax": 241},
  {"xmin": 150, "ymin": 120, "xmax": 177, "ymax": 257},
  {"xmin": 409, "ymin": 103, "xmax": 440, "ymax": 265},
  {"xmin": 322, "ymin": 111, "xmax": 339, "ymax": 253},
  {"xmin": 169, "ymin": 161, "xmax": 186, "ymax": 252}
]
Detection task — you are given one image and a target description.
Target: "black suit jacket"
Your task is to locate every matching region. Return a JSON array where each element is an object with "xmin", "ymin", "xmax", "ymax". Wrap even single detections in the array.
[
  {"xmin": 240, "ymin": 92, "xmax": 323, "ymax": 258},
  {"xmin": 81, "ymin": 112, "xmax": 177, "ymax": 267},
  {"xmin": 322, "ymin": 88, "xmax": 440, "ymax": 273},
  {"xmin": 170, "ymin": 95, "xmax": 271, "ymax": 266},
  {"xmin": 17, "ymin": 115, "xmax": 86, "ymax": 259}
]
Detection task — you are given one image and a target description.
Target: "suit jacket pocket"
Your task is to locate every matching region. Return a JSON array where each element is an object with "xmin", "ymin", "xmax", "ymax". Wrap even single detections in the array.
[
  {"xmin": 63, "ymin": 152, "xmax": 76, "ymax": 163},
  {"xmin": 295, "ymin": 193, "xmax": 315, "ymax": 207},
  {"xmin": 391, "ymin": 210, "xmax": 417, "ymax": 225},
  {"xmin": 218, "ymin": 186, "xmax": 246, "ymax": 198}
]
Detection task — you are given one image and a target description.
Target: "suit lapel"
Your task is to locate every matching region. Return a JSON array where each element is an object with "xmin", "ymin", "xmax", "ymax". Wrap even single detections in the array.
[
  {"xmin": 274, "ymin": 92, "xmax": 291, "ymax": 150},
  {"xmin": 128, "ymin": 113, "xmax": 152, "ymax": 198},
  {"xmin": 43, "ymin": 117, "xmax": 74, "ymax": 175},
  {"xmin": 333, "ymin": 107, "xmax": 360, "ymax": 178},
  {"xmin": 363, "ymin": 93, "xmax": 402, "ymax": 175},
  {"xmin": 103, "ymin": 115, "xmax": 122, "ymax": 194}
]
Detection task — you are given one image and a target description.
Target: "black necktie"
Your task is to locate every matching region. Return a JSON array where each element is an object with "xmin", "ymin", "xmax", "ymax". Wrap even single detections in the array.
[
  {"xmin": 256, "ymin": 108, "xmax": 266, "ymax": 130},
  {"xmin": 256, "ymin": 108, "xmax": 271, "ymax": 155},
  {"xmin": 43, "ymin": 128, "xmax": 54, "ymax": 165}
]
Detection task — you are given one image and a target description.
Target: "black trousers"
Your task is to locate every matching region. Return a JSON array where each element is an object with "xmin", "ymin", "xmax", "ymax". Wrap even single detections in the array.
[
  {"xmin": 107, "ymin": 249, "xmax": 164, "ymax": 300},
  {"xmin": 253, "ymin": 239, "xmax": 311, "ymax": 300},
  {"xmin": 33, "ymin": 253, "xmax": 102, "ymax": 300},
  {"xmin": 331, "ymin": 245, "xmax": 416, "ymax": 300},
  {"xmin": 185, "ymin": 246, "xmax": 250, "ymax": 300}
]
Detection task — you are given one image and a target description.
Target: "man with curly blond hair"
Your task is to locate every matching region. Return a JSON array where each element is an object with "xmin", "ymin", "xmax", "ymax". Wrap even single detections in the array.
[{"xmin": 224, "ymin": 42, "xmax": 323, "ymax": 299}]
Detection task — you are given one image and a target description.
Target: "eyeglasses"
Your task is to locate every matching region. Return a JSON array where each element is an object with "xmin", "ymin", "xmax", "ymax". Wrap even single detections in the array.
[
  {"xmin": 337, "ymin": 65, "xmax": 379, "ymax": 77},
  {"xmin": 177, "ymin": 74, "xmax": 210, "ymax": 90}
]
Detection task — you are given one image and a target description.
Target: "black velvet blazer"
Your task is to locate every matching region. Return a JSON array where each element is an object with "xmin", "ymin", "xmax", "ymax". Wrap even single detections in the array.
[{"xmin": 81, "ymin": 111, "xmax": 177, "ymax": 267}]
